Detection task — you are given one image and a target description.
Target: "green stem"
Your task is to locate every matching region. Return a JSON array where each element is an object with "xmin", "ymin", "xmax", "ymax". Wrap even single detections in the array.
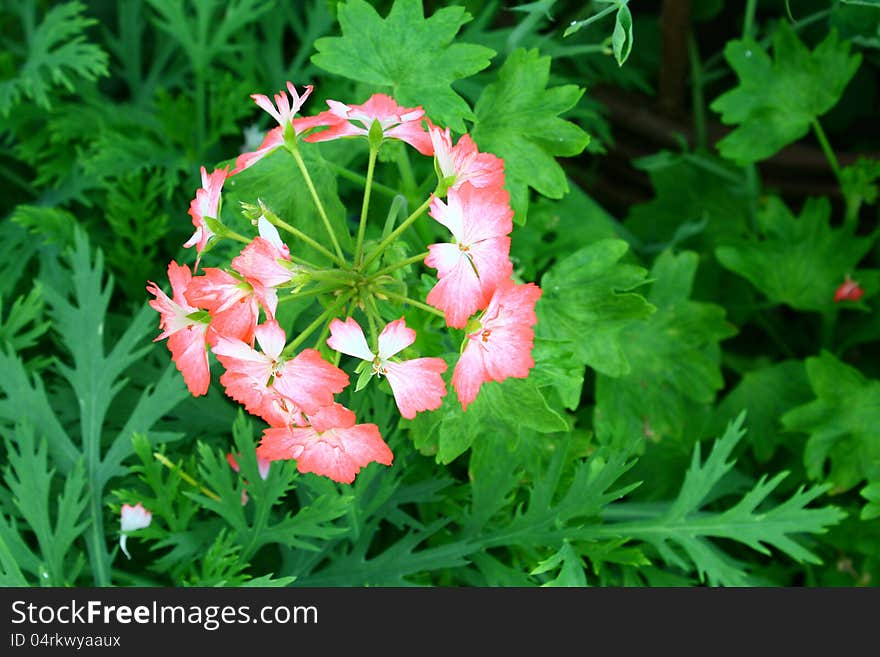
[
  {"xmin": 289, "ymin": 147, "xmax": 347, "ymax": 263},
  {"xmin": 397, "ymin": 147, "xmax": 418, "ymax": 199},
  {"xmin": 326, "ymin": 162, "xmax": 398, "ymax": 198},
  {"xmin": 374, "ymin": 288, "xmax": 445, "ymax": 318},
  {"xmin": 567, "ymin": 4, "xmax": 617, "ymax": 35},
  {"xmin": 364, "ymin": 295, "xmax": 380, "ymax": 352},
  {"xmin": 687, "ymin": 31, "xmax": 707, "ymax": 152},
  {"xmin": 743, "ymin": 0, "xmax": 758, "ymax": 39},
  {"xmin": 371, "ymin": 252, "xmax": 428, "ymax": 279},
  {"xmin": 277, "ymin": 284, "xmax": 343, "ymax": 305},
  {"xmin": 153, "ymin": 452, "xmax": 221, "ymax": 501},
  {"xmin": 355, "ymin": 147, "xmax": 379, "ymax": 268},
  {"xmin": 811, "ymin": 119, "xmax": 842, "ymax": 183},
  {"xmin": 262, "ymin": 205, "xmax": 346, "ymax": 267},
  {"xmin": 362, "ymin": 195, "xmax": 434, "ymax": 271},
  {"xmin": 282, "ymin": 293, "xmax": 353, "ymax": 356}
]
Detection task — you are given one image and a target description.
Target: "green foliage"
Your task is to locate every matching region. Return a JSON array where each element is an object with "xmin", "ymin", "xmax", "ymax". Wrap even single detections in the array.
[
  {"xmin": 0, "ymin": 0, "xmax": 876, "ymax": 591},
  {"xmin": 0, "ymin": 422, "xmax": 88, "ymax": 586},
  {"xmin": 716, "ymin": 197, "xmax": 875, "ymax": 312},
  {"xmin": 537, "ymin": 239, "xmax": 653, "ymax": 377},
  {"xmin": 711, "ymin": 23, "xmax": 861, "ymax": 164},
  {"xmin": 624, "ymin": 151, "xmax": 750, "ymax": 251},
  {"xmin": 312, "ymin": 0, "xmax": 494, "ymax": 131},
  {"xmin": 594, "ymin": 250, "xmax": 737, "ymax": 446},
  {"xmin": 782, "ymin": 351, "xmax": 880, "ymax": 499},
  {"xmin": 604, "ymin": 414, "xmax": 845, "ymax": 586},
  {"xmin": 0, "ymin": 1, "xmax": 109, "ymax": 116},
  {"xmin": 471, "ymin": 48, "xmax": 591, "ymax": 223},
  {"xmin": 0, "ymin": 230, "xmax": 188, "ymax": 585}
]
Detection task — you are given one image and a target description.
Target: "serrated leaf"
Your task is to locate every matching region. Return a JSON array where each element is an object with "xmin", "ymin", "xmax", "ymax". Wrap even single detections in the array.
[
  {"xmin": 531, "ymin": 542, "xmax": 588, "ymax": 586},
  {"xmin": 472, "ymin": 48, "xmax": 590, "ymax": 223},
  {"xmin": 716, "ymin": 197, "xmax": 874, "ymax": 312},
  {"xmin": 2, "ymin": 421, "xmax": 88, "ymax": 585},
  {"xmin": 538, "ymin": 239, "xmax": 654, "ymax": 377},
  {"xmin": 311, "ymin": 0, "xmax": 494, "ymax": 131},
  {"xmin": 782, "ymin": 351, "xmax": 880, "ymax": 496},
  {"xmin": 714, "ymin": 360, "xmax": 813, "ymax": 462},
  {"xmin": 710, "ymin": 23, "xmax": 861, "ymax": 163},
  {"xmin": 0, "ymin": 229, "xmax": 189, "ymax": 585},
  {"xmin": 594, "ymin": 250, "xmax": 737, "ymax": 445},
  {"xmin": 624, "ymin": 151, "xmax": 751, "ymax": 250},
  {"xmin": 0, "ymin": 1, "xmax": 109, "ymax": 116},
  {"xmin": 601, "ymin": 413, "xmax": 846, "ymax": 585}
]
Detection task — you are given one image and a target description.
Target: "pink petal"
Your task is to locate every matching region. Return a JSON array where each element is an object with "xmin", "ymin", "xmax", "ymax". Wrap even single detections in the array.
[
  {"xmin": 451, "ymin": 340, "xmax": 487, "ymax": 411},
  {"xmin": 167, "ymin": 324, "xmax": 210, "ymax": 396},
  {"xmin": 327, "ymin": 318, "xmax": 375, "ymax": 361},
  {"xmin": 254, "ymin": 319, "xmax": 287, "ymax": 361},
  {"xmin": 308, "ymin": 402, "xmax": 357, "ymax": 433},
  {"xmin": 232, "ymin": 127, "xmax": 284, "ymax": 174},
  {"xmin": 272, "ymin": 349, "xmax": 349, "ymax": 415},
  {"xmin": 384, "ymin": 358, "xmax": 448, "ymax": 419},
  {"xmin": 377, "ymin": 318, "xmax": 416, "ymax": 360},
  {"xmin": 257, "ymin": 420, "xmax": 392, "ymax": 484},
  {"xmin": 232, "ymin": 237, "xmax": 293, "ymax": 289},
  {"xmin": 425, "ymin": 248, "xmax": 484, "ymax": 329}
]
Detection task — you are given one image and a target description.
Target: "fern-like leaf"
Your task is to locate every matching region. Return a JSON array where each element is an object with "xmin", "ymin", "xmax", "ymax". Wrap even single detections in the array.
[{"xmin": 0, "ymin": 1, "xmax": 109, "ymax": 116}]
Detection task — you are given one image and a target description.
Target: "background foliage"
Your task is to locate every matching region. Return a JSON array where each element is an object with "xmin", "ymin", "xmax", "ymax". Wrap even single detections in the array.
[{"xmin": 1, "ymin": 0, "xmax": 878, "ymax": 587}]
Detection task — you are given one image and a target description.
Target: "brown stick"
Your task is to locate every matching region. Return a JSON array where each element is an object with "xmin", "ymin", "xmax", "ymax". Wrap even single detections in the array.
[{"xmin": 659, "ymin": 0, "xmax": 692, "ymax": 116}]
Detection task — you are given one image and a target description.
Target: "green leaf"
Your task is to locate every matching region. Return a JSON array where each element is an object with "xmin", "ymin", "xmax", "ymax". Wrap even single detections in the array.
[
  {"xmin": 714, "ymin": 360, "xmax": 813, "ymax": 462},
  {"xmin": 603, "ymin": 413, "xmax": 846, "ymax": 586},
  {"xmin": 716, "ymin": 196, "xmax": 874, "ymax": 312},
  {"xmin": 538, "ymin": 239, "xmax": 654, "ymax": 378},
  {"xmin": 710, "ymin": 23, "xmax": 861, "ymax": 163},
  {"xmin": 0, "ymin": 1, "xmax": 109, "ymax": 116},
  {"xmin": 421, "ymin": 373, "xmax": 569, "ymax": 465},
  {"xmin": 311, "ymin": 0, "xmax": 494, "ymax": 131},
  {"xmin": 611, "ymin": 5, "xmax": 634, "ymax": 66},
  {"xmin": 0, "ymin": 229, "xmax": 188, "ymax": 585},
  {"xmin": 472, "ymin": 48, "xmax": 590, "ymax": 223},
  {"xmin": 782, "ymin": 351, "xmax": 880, "ymax": 495},
  {"xmin": 624, "ymin": 151, "xmax": 751, "ymax": 251},
  {"xmin": 594, "ymin": 250, "xmax": 737, "ymax": 445},
  {"xmin": 222, "ymin": 144, "xmax": 352, "ymax": 261},
  {"xmin": 1, "ymin": 421, "xmax": 88, "ymax": 585},
  {"xmin": 193, "ymin": 413, "xmax": 350, "ymax": 559},
  {"xmin": 531, "ymin": 541, "xmax": 588, "ymax": 586},
  {"xmin": 861, "ymin": 483, "xmax": 880, "ymax": 521}
]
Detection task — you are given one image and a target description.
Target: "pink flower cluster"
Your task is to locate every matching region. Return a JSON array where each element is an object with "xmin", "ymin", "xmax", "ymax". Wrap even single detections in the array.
[{"xmin": 147, "ymin": 83, "xmax": 543, "ymax": 484}]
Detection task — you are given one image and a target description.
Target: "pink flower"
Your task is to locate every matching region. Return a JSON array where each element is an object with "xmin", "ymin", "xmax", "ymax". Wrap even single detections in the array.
[
  {"xmin": 452, "ymin": 281, "xmax": 542, "ymax": 410},
  {"xmin": 212, "ymin": 320, "xmax": 349, "ymax": 423},
  {"xmin": 251, "ymin": 82, "xmax": 313, "ymax": 128},
  {"xmin": 184, "ymin": 268, "xmax": 259, "ymax": 345},
  {"xmin": 184, "ymin": 166, "xmax": 229, "ymax": 257},
  {"xmin": 425, "ymin": 183, "xmax": 514, "ymax": 328},
  {"xmin": 257, "ymin": 403, "xmax": 392, "ymax": 484},
  {"xmin": 231, "ymin": 236, "xmax": 294, "ymax": 318},
  {"xmin": 212, "ymin": 319, "xmax": 291, "ymax": 424},
  {"xmin": 327, "ymin": 317, "xmax": 447, "ymax": 419},
  {"xmin": 120, "ymin": 503, "xmax": 152, "ymax": 559},
  {"xmin": 294, "ymin": 93, "xmax": 433, "ymax": 155},
  {"xmin": 232, "ymin": 126, "xmax": 284, "ymax": 175},
  {"xmin": 147, "ymin": 261, "xmax": 212, "ymax": 396},
  {"xmin": 272, "ymin": 349, "xmax": 350, "ymax": 416},
  {"xmin": 834, "ymin": 275, "xmax": 865, "ymax": 303},
  {"xmin": 429, "ymin": 124, "xmax": 505, "ymax": 192}
]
